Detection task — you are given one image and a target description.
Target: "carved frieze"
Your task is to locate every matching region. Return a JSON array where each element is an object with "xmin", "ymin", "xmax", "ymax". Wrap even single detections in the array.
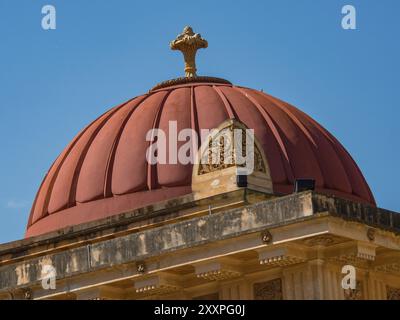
[
  {"xmin": 253, "ymin": 279, "xmax": 283, "ymax": 300},
  {"xmin": 386, "ymin": 286, "xmax": 400, "ymax": 300},
  {"xmin": 344, "ymin": 280, "xmax": 364, "ymax": 300},
  {"xmin": 303, "ymin": 235, "xmax": 338, "ymax": 247},
  {"xmin": 198, "ymin": 123, "xmax": 266, "ymax": 175}
]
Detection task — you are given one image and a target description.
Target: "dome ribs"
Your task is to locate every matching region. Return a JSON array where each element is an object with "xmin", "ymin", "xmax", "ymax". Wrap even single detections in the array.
[
  {"xmin": 157, "ymin": 88, "xmax": 192, "ymax": 187},
  {"xmin": 30, "ymin": 107, "xmax": 119, "ymax": 224},
  {"xmin": 147, "ymin": 90, "xmax": 173, "ymax": 190},
  {"xmin": 212, "ymin": 85, "xmax": 237, "ymax": 119},
  {"xmin": 232, "ymin": 86, "xmax": 294, "ymax": 185},
  {"xmin": 190, "ymin": 86, "xmax": 201, "ymax": 152},
  {"xmin": 323, "ymin": 130, "xmax": 375, "ymax": 203},
  {"xmin": 102, "ymin": 95, "xmax": 149, "ymax": 199},
  {"xmin": 27, "ymin": 168, "xmax": 50, "ymax": 228},
  {"xmin": 31, "ymin": 132, "xmax": 89, "ymax": 224},
  {"xmin": 249, "ymin": 90, "xmax": 325, "ymax": 188},
  {"xmin": 64, "ymin": 106, "xmax": 124, "ymax": 211},
  {"xmin": 279, "ymin": 99, "xmax": 374, "ymax": 204},
  {"xmin": 263, "ymin": 95, "xmax": 317, "ymax": 147},
  {"xmin": 75, "ymin": 95, "xmax": 148, "ymax": 203},
  {"xmin": 111, "ymin": 91, "xmax": 170, "ymax": 195},
  {"xmin": 193, "ymin": 86, "xmax": 230, "ymax": 140},
  {"xmin": 28, "ymin": 170, "xmax": 48, "ymax": 227},
  {"xmin": 322, "ymin": 130, "xmax": 375, "ymax": 202},
  {"xmin": 271, "ymin": 95, "xmax": 353, "ymax": 194}
]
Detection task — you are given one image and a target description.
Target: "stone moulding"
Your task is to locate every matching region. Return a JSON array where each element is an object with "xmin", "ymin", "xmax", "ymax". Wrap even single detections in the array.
[
  {"xmin": 150, "ymin": 76, "xmax": 232, "ymax": 92},
  {"xmin": 0, "ymin": 191, "xmax": 399, "ymax": 296}
]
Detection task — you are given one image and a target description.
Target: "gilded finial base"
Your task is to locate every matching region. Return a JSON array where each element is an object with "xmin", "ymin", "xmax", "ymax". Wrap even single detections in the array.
[{"xmin": 150, "ymin": 76, "xmax": 232, "ymax": 92}]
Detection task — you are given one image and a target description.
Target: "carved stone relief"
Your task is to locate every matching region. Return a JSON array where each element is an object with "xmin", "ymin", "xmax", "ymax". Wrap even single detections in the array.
[
  {"xmin": 198, "ymin": 123, "xmax": 266, "ymax": 175},
  {"xmin": 387, "ymin": 286, "xmax": 400, "ymax": 300},
  {"xmin": 344, "ymin": 280, "xmax": 364, "ymax": 300},
  {"xmin": 253, "ymin": 278, "xmax": 283, "ymax": 300}
]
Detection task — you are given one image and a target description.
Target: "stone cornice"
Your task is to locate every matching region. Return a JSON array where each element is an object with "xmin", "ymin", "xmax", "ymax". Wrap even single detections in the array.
[{"xmin": 1, "ymin": 191, "xmax": 399, "ymax": 296}]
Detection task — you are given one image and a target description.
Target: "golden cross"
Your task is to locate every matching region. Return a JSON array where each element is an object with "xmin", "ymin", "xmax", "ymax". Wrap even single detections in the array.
[{"xmin": 170, "ymin": 26, "xmax": 208, "ymax": 78}]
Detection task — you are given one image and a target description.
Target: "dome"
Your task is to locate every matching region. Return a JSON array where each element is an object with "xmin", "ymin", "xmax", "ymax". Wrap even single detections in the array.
[{"xmin": 26, "ymin": 77, "xmax": 375, "ymax": 238}]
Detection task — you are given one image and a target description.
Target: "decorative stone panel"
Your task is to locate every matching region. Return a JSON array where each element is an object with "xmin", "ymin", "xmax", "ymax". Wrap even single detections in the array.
[
  {"xmin": 344, "ymin": 281, "xmax": 364, "ymax": 300},
  {"xmin": 386, "ymin": 286, "xmax": 400, "ymax": 300},
  {"xmin": 253, "ymin": 279, "xmax": 282, "ymax": 300}
]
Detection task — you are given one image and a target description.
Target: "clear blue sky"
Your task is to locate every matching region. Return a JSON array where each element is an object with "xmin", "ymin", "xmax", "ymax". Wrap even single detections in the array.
[{"xmin": 0, "ymin": 0, "xmax": 399, "ymax": 243}]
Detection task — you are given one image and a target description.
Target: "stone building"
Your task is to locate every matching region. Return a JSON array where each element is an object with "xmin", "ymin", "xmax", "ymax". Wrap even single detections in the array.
[{"xmin": 0, "ymin": 27, "xmax": 399, "ymax": 300}]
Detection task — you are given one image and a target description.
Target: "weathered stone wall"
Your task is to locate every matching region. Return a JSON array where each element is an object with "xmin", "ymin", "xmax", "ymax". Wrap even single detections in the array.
[{"xmin": 0, "ymin": 191, "xmax": 399, "ymax": 299}]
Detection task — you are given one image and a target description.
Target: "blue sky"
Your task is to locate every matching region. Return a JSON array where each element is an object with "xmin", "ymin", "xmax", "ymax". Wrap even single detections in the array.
[{"xmin": 0, "ymin": 0, "xmax": 399, "ymax": 243}]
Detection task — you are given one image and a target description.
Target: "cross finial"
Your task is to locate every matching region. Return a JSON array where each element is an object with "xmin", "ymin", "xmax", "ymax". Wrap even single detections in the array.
[{"xmin": 170, "ymin": 26, "xmax": 208, "ymax": 78}]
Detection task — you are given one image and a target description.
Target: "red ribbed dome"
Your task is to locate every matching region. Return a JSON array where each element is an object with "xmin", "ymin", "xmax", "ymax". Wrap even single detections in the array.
[{"xmin": 26, "ymin": 80, "xmax": 375, "ymax": 237}]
